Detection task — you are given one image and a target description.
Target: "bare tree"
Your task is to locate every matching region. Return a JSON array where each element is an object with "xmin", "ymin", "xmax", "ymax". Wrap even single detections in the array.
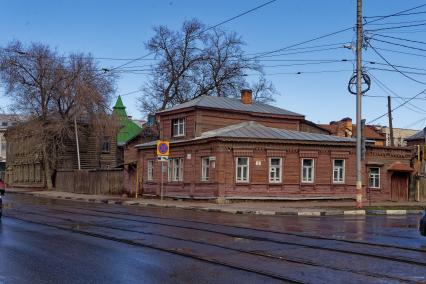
[
  {"xmin": 138, "ymin": 19, "xmax": 277, "ymax": 115},
  {"xmin": 0, "ymin": 41, "xmax": 117, "ymax": 189},
  {"xmin": 249, "ymin": 76, "xmax": 277, "ymax": 104}
]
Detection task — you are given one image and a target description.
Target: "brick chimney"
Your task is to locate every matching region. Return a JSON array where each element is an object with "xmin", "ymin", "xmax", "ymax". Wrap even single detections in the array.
[
  {"xmin": 338, "ymin": 117, "xmax": 353, "ymax": 137},
  {"xmin": 240, "ymin": 89, "xmax": 253, "ymax": 104}
]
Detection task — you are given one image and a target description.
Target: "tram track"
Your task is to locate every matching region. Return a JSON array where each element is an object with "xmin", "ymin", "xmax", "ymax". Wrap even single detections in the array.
[
  {"xmin": 5, "ymin": 206, "xmax": 426, "ymax": 283},
  {"xmin": 10, "ymin": 196, "xmax": 425, "ymax": 254}
]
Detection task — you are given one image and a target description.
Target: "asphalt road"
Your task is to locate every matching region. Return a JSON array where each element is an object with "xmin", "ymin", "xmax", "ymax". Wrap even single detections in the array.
[{"xmin": 1, "ymin": 194, "xmax": 425, "ymax": 284}]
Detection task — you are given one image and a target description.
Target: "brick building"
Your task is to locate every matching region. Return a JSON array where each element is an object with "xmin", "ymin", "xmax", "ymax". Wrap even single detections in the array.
[
  {"xmin": 133, "ymin": 90, "xmax": 413, "ymax": 202},
  {"xmin": 319, "ymin": 118, "xmax": 386, "ymax": 146}
]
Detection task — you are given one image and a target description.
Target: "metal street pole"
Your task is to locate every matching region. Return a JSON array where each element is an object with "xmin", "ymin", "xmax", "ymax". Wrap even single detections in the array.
[
  {"xmin": 356, "ymin": 0, "xmax": 363, "ymax": 208},
  {"xmin": 161, "ymin": 161, "xmax": 164, "ymax": 202},
  {"xmin": 388, "ymin": 96, "xmax": 394, "ymax": 147}
]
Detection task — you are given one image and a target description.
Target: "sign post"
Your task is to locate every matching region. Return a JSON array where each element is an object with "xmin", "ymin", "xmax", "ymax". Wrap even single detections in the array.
[{"xmin": 156, "ymin": 141, "xmax": 170, "ymax": 202}]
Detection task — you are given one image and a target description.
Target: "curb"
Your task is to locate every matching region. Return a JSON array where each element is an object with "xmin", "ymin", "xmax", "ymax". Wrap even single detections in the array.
[{"xmin": 5, "ymin": 191, "xmax": 425, "ymax": 216}]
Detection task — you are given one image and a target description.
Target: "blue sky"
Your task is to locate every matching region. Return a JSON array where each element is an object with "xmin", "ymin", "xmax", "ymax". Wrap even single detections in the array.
[{"xmin": 1, "ymin": 0, "xmax": 426, "ymax": 129}]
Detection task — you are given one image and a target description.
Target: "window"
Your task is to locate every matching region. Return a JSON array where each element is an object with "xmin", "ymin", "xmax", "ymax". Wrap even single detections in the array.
[
  {"xmin": 147, "ymin": 160, "xmax": 154, "ymax": 181},
  {"xmin": 201, "ymin": 157, "xmax": 210, "ymax": 181},
  {"xmin": 101, "ymin": 136, "xmax": 111, "ymax": 153},
  {"xmin": 172, "ymin": 118, "xmax": 185, "ymax": 137},
  {"xmin": 1, "ymin": 122, "xmax": 7, "ymax": 126},
  {"xmin": 332, "ymin": 159, "xmax": 345, "ymax": 183},
  {"xmin": 368, "ymin": 167, "xmax": 380, "ymax": 188},
  {"xmin": 0, "ymin": 138, "xmax": 5, "ymax": 157},
  {"xmin": 269, "ymin": 158, "xmax": 282, "ymax": 183},
  {"xmin": 168, "ymin": 158, "xmax": 184, "ymax": 182},
  {"xmin": 236, "ymin": 157, "xmax": 249, "ymax": 183},
  {"xmin": 301, "ymin": 159, "xmax": 314, "ymax": 183}
]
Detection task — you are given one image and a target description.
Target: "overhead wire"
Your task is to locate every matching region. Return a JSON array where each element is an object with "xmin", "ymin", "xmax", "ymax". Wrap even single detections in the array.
[
  {"xmin": 369, "ymin": 33, "xmax": 426, "ymax": 45},
  {"xmin": 367, "ymin": 72, "xmax": 426, "ymax": 114},
  {"xmin": 368, "ymin": 89, "xmax": 426, "ymax": 124},
  {"xmin": 367, "ymin": 42, "xmax": 426, "ymax": 85},
  {"xmin": 369, "ymin": 37, "xmax": 426, "ymax": 52},
  {"xmin": 107, "ymin": 0, "xmax": 278, "ymax": 72}
]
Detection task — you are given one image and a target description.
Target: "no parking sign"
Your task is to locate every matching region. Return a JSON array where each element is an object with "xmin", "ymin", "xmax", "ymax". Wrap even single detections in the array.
[{"xmin": 156, "ymin": 140, "xmax": 170, "ymax": 157}]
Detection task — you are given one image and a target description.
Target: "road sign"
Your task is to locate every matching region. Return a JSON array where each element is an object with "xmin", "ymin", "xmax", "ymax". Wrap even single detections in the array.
[
  {"xmin": 156, "ymin": 140, "xmax": 170, "ymax": 156},
  {"xmin": 157, "ymin": 156, "xmax": 169, "ymax": 162}
]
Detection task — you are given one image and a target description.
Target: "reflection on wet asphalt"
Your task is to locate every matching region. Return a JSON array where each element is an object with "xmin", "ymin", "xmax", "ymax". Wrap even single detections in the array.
[{"xmin": 1, "ymin": 194, "xmax": 425, "ymax": 284}]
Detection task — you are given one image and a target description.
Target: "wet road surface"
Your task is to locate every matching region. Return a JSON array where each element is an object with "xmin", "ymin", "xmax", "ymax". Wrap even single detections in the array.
[{"xmin": 1, "ymin": 194, "xmax": 426, "ymax": 284}]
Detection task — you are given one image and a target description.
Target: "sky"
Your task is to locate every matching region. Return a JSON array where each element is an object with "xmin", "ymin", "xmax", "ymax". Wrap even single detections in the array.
[{"xmin": 1, "ymin": 0, "xmax": 426, "ymax": 129}]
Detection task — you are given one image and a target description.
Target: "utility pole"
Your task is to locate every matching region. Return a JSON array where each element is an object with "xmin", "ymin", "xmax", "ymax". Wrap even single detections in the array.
[
  {"xmin": 74, "ymin": 116, "xmax": 81, "ymax": 170},
  {"xmin": 355, "ymin": 0, "xmax": 363, "ymax": 208},
  {"xmin": 387, "ymin": 96, "xmax": 394, "ymax": 147}
]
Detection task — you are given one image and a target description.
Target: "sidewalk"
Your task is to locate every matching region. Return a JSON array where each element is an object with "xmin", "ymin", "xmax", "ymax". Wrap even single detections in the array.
[{"xmin": 6, "ymin": 187, "xmax": 426, "ymax": 217}]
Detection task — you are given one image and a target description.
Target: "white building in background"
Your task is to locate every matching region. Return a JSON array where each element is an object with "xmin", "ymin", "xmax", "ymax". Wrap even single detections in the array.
[
  {"xmin": 376, "ymin": 126, "xmax": 419, "ymax": 147},
  {"xmin": 0, "ymin": 115, "xmax": 19, "ymax": 168}
]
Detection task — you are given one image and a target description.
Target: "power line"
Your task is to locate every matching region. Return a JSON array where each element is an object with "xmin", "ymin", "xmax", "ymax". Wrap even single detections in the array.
[
  {"xmin": 364, "ymin": 4, "xmax": 426, "ymax": 24},
  {"xmin": 245, "ymin": 69, "xmax": 353, "ymax": 76},
  {"xmin": 365, "ymin": 19, "xmax": 426, "ymax": 27},
  {"xmin": 369, "ymin": 38, "xmax": 426, "ymax": 52},
  {"xmin": 365, "ymin": 61, "xmax": 426, "ymax": 72},
  {"xmin": 367, "ymin": 42, "xmax": 426, "ymax": 85},
  {"xmin": 199, "ymin": 0, "xmax": 277, "ymax": 34},
  {"xmin": 376, "ymin": 29, "xmax": 426, "ymax": 34},
  {"xmin": 374, "ymin": 46, "xmax": 426, "ymax": 58},
  {"xmin": 364, "ymin": 10, "xmax": 426, "ymax": 19},
  {"xmin": 108, "ymin": 0, "xmax": 278, "ymax": 72},
  {"xmin": 262, "ymin": 59, "xmax": 350, "ymax": 68},
  {"xmin": 250, "ymin": 3, "xmax": 426, "ymax": 61},
  {"xmin": 366, "ymin": 22, "xmax": 426, "ymax": 32},
  {"xmin": 402, "ymin": 117, "xmax": 426, "ymax": 129},
  {"xmin": 368, "ymin": 89, "xmax": 426, "ymax": 124},
  {"xmin": 119, "ymin": 90, "xmax": 142, "ymax": 97},
  {"xmin": 255, "ymin": 46, "xmax": 346, "ymax": 59},
  {"xmin": 368, "ymin": 67, "xmax": 426, "ymax": 76},
  {"xmin": 367, "ymin": 72, "xmax": 426, "ymax": 114},
  {"xmin": 245, "ymin": 42, "xmax": 349, "ymax": 56},
  {"xmin": 370, "ymin": 33, "xmax": 426, "ymax": 45},
  {"xmin": 249, "ymin": 28, "xmax": 353, "ymax": 60},
  {"xmin": 364, "ymin": 94, "xmax": 426, "ymax": 101}
]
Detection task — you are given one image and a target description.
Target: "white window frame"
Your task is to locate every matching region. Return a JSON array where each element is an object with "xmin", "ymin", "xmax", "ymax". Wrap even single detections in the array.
[
  {"xmin": 168, "ymin": 158, "xmax": 184, "ymax": 182},
  {"xmin": 235, "ymin": 157, "xmax": 249, "ymax": 183},
  {"xmin": 147, "ymin": 160, "xmax": 154, "ymax": 181},
  {"xmin": 172, "ymin": 118, "xmax": 185, "ymax": 137},
  {"xmin": 368, "ymin": 167, "xmax": 380, "ymax": 189},
  {"xmin": 201, "ymin": 157, "xmax": 210, "ymax": 181},
  {"xmin": 269, "ymin": 157, "xmax": 282, "ymax": 183},
  {"xmin": 301, "ymin": 158, "xmax": 314, "ymax": 183},
  {"xmin": 332, "ymin": 159, "xmax": 345, "ymax": 184}
]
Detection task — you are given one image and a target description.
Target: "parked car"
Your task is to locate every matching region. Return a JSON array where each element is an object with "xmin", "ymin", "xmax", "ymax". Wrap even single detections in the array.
[
  {"xmin": 420, "ymin": 210, "xmax": 426, "ymax": 236},
  {"xmin": 0, "ymin": 178, "xmax": 5, "ymax": 218}
]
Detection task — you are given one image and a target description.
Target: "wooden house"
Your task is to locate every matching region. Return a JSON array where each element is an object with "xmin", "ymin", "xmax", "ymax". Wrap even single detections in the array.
[{"xmin": 132, "ymin": 90, "xmax": 413, "ymax": 202}]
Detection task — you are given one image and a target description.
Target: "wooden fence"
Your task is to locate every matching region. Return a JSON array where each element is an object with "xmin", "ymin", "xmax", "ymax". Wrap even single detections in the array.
[{"xmin": 56, "ymin": 169, "xmax": 124, "ymax": 195}]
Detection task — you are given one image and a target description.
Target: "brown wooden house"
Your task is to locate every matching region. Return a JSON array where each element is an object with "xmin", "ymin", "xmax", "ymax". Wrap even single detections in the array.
[
  {"xmin": 5, "ymin": 120, "xmax": 118, "ymax": 188},
  {"xmin": 132, "ymin": 90, "xmax": 413, "ymax": 202}
]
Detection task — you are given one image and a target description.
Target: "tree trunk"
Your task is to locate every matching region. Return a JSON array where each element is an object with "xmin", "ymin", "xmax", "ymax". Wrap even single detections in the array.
[{"xmin": 43, "ymin": 148, "xmax": 53, "ymax": 190}]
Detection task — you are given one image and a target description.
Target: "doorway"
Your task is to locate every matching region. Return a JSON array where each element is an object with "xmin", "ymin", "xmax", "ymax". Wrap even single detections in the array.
[{"xmin": 391, "ymin": 173, "xmax": 408, "ymax": 202}]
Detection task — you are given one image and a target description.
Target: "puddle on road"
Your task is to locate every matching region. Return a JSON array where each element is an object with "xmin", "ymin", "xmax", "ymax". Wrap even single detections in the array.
[{"xmin": 71, "ymin": 223, "xmax": 90, "ymax": 230}]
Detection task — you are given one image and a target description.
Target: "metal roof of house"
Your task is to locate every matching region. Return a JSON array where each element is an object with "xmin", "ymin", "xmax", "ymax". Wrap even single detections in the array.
[
  {"xmin": 406, "ymin": 129, "xmax": 425, "ymax": 141},
  {"xmin": 157, "ymin": 96, "xmax": 303, "ymax": 117},
  {"xmin": 135, "ymin": 121, "xmax": 355, "ymax": 148},
  {"xmin": 199, "ymin": 121, "xmax": 355, "ymax": 142}
]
